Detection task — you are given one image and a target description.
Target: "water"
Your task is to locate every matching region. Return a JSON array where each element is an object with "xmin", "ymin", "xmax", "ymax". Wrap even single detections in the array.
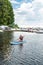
[{"xmin": 0, "ymin": 31, "xmax": 43, "ymax": 65}]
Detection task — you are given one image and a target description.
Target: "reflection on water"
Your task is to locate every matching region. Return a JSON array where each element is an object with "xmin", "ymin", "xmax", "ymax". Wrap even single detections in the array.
[
  {"xmin": 0, "ymin": 31, "xmax": 13, "ymax": 65},
  {"xmin": 0, "ymin": 32, "xmax": 43, "ymax": 65}
]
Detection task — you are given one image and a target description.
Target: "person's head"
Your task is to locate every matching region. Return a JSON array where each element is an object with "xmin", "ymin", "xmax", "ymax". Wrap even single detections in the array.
[{"xmin": 19, "ymin": 35, "xmax": 23, "ymax": 40}]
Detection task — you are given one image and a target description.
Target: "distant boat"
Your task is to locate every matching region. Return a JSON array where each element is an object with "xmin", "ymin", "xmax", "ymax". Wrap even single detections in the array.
[
  {"xmin": 0, "ymin": 30, "xmax": 3, "ymax": 32},
  {"xmin": 36, "ymin": 30, "xmax": 43, "ymax": 34}
]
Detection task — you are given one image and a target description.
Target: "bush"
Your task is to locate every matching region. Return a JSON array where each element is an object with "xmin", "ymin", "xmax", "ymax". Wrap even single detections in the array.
[{"xmin": 0, "ymin": 0, "xmax": 14, "ymax": 27}]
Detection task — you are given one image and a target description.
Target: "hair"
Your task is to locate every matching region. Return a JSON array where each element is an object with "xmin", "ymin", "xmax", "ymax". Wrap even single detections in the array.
[{"xmin": 19, "ymin": 35, "xmax": 23, "ymax": 40}]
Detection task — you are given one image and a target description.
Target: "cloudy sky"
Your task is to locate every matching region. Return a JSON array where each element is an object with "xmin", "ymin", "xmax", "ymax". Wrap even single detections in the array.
[{"xmin": 10, "ymin": 0, "xmax": 43, "ymax": 27}]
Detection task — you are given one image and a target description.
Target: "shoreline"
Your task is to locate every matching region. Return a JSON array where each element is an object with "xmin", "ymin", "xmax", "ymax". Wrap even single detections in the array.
[{"xmin": 0, "ymin": 29, "xmax": 43, "ymax": 34}]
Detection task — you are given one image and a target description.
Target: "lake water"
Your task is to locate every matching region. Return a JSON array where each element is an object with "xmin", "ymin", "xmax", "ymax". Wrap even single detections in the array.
[{"xmin": 0, "ymin": 31, "xmax": 43, "ymax": 65}]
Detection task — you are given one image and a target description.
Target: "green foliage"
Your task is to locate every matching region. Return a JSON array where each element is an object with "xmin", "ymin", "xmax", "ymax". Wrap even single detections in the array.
[
  {"xmin": 14, "ymin": 24, "xmax": 19, "ymax": 28},
  {"xmin": 9, "ymin": 23, "xmax": 19, "ymax": 28},
  {"xmin": 0, "ymin": 0, "xmax": 14, "ymax": 27}
]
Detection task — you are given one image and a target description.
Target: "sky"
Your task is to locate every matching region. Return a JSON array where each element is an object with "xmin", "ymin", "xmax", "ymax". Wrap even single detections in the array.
[{"xmin": 10, "ymin": 0, "xmax": 43, "ymax": 27}]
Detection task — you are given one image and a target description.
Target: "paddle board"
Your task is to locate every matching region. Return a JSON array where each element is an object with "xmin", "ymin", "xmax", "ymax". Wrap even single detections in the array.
[{"xmin": 10, "ymin": 41, "xmax": 25, "ymax": 45}]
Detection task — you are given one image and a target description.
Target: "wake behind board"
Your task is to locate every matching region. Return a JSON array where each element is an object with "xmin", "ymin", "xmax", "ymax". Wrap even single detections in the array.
[{"xmin": 10, "ymin": 41, "xmax": 25, "ymax": 45}]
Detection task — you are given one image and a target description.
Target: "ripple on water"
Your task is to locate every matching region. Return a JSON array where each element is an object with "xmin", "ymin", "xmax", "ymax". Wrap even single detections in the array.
[{"xmin": 0, "ymin": 32, "xmax": 43, "ymax": 65}]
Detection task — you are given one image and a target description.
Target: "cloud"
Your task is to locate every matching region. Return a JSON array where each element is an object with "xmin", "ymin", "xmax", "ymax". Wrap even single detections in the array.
[
  {"xmin": 10, "ymin": 0, "xmax": 19, "ymax": 4},
  {"xmin": 11, "ymin": 0, "xmax": 43, "ymax": 27}
]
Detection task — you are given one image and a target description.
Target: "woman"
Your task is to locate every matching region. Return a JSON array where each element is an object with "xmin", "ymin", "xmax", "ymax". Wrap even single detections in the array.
[{"xmin": 19, "ymin": 35, "xmax": 23, "ymax": 42}]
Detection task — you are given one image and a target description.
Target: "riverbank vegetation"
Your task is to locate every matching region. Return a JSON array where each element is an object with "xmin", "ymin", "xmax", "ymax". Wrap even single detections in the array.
[{"xmin": 0, "ymin": 0, "xmax": 19, "ymax": 28}]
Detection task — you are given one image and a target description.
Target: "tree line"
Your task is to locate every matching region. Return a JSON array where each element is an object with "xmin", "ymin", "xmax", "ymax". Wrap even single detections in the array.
[{"xmin": 0, "ymin": 0, "xmax": 19, "ymax": 28}]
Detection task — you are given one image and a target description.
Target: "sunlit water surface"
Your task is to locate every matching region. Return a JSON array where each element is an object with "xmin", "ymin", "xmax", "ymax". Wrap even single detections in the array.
[{"xmin": 0, "ymin": 32, "xmax": 43, "ymax": 65}]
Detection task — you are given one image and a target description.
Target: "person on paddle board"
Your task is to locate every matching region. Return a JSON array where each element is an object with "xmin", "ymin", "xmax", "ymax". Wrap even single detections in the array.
[{"xmin": 19, "ymin": 35, "xmax": 24, "ymax": 42}]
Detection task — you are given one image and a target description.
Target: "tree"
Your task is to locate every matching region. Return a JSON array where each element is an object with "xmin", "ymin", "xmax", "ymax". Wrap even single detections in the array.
[
  {"xmin": 0, "ymin": 0, "xmax": 14, "ymax": 27},
  {"xmin": 14, "ymin": 24, "xmax": 19, "ymax": 28}
]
